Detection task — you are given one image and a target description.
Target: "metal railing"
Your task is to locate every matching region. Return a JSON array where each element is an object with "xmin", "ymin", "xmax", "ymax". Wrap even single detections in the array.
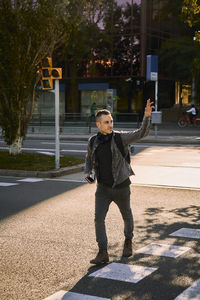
[{"xmin": 29, "ymin": 112, "xmax": 140, "ymax": 134}]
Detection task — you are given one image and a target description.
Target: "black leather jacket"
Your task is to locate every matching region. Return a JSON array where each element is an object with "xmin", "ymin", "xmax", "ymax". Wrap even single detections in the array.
[{"xmin": 85, "ymin": 116, "xmax": 151, "ymax": 187}]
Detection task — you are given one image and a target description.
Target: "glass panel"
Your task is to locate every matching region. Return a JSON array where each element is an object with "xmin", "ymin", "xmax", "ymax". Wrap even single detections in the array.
[{"xmin": 81, "ymin": 90, "xmax": 107, "ymax": 115}]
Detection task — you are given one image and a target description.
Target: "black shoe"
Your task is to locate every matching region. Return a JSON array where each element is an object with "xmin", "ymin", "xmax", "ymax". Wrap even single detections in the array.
[
  {"xmin": 122, "ymin": 239, "xmax": 132, "ymax": 257},
  {"xmin": 90, "ymin": 250, "xmax": 109, "ymax": 265}
]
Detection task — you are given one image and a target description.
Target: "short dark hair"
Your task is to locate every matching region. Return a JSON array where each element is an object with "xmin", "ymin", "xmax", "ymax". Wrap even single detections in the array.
[{"xmin": 95, "ymin": 109, "xmax": 111, "ymax": 121}]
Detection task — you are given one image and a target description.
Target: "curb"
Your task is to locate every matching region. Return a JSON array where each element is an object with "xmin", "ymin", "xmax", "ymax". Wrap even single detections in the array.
[{"xmin": 0, "ymin": 163, "xmax": 85, "ymax": 178}]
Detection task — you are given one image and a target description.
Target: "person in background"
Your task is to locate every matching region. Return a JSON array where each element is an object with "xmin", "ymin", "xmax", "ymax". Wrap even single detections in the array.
[
  {"xmin": 90, "ymin": 102, "xmax": 96, "ymax": 122},
  {"xmin": 186, "ymin": 104, "xmax": 197, "ymax": 124},
  {"xmin": 85, "ymin": 99, "xmax": 154, "ymax": 265}
]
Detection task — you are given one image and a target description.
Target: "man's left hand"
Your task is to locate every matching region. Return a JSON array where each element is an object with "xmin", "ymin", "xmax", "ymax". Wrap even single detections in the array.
[{"xmin": 145, "ymin": 99, "xmax": 155, "ymax": 117}]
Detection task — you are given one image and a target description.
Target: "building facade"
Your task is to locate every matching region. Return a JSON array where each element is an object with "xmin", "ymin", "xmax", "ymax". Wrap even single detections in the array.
[{"xmin": 34, "ymin": 0, "xmax": 199, "ymax": 123}]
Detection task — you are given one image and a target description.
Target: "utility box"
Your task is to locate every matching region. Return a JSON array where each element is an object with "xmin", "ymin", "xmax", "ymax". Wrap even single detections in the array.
[{"xmin": 151, "ymin": 111, "xmax": 162, "ymax": 124}]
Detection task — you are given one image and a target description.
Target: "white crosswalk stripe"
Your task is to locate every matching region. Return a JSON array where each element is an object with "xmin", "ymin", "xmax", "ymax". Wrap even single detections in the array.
[
  {"xmin": 135, "ymin": 243, "xmax": 191, "ymax": 258},
  {"xmin": 170, "ymin": 228, "xmax": 200, "ymax": 239},
  {"xmin": 0, "ymin": 182, "xmax": 19, "ymax": 186},
  {"xmin": 17, "ymin": 178, "xmax": 44, "ymax": 182},
  {"xmin": 174, "ymin": 278, "xmax": 200, "ymax": 300},
  {"xmin": 89, "ymin": 262, "xmax": 158, "ymax": 284},
  {"xmin": 43, "ymin": 290, "xmax": 110, "ymax": 300}
]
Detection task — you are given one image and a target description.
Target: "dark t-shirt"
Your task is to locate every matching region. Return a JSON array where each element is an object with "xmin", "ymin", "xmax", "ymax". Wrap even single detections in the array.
[{"xmin": 95, "ymin": 135, "xmax": 130, "ymax": 188}]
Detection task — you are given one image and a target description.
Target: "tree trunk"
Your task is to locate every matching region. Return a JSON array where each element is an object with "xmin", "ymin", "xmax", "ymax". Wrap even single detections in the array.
[{"xmin": 9, "ymin": 135, "xmax": 23, "ymax": 155}]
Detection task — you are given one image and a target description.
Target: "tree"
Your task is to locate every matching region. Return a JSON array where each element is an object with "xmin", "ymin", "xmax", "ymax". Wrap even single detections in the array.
[
  {"xmin": 0, "ymin": 0, "xmax": 69, "ymax": 155},
  {"xmin": 159, "ymin": 37, "xmax": 200, "ymax": 81},
  {"xmin": 182, "ymin": 0, "xmax": 200, "ymax": 42},
  {"xmin": 157, "ymin": 0, "xmax": 200, "ymax": 82}
]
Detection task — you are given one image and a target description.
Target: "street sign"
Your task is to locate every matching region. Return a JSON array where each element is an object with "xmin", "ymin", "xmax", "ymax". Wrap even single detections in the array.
[
  {"xmin": 146, "ymin": 55, "xmax": 158, "ymax": 81},
  {"xmin": 150, "ymin": 72, "xmax": 158, "ymax": 81}
]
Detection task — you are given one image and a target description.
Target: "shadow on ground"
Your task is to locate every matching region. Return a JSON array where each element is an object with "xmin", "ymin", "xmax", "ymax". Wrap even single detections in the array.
[
  {"xmin": 61, "ymin": 187, "xmax": 200, "ymax": 300},
  {"xmin": 0, "ymin": 180, "xmax": 84, "ymax": 220}
]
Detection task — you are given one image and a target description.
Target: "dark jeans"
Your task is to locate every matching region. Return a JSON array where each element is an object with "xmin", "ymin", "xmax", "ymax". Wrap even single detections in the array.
[
  {"xmin": 189, "ymin": 113, "xmax": 194, "ymax": 124},
  {"xmin": 95, "ymin": 184, "xmax": 134, "ymax": 250}
]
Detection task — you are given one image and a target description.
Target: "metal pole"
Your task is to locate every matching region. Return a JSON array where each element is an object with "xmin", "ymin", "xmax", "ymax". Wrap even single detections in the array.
[
  {"xmin": 155, "ymin": 80, "xmax": 158, "ymax": 111},
  {"xmin": 154, "ymin": 80, "xmax": 158, "ymax": 138},
  {"xmin": 55, "ymin": 79, "xmax": 60, "ymax": 170}
]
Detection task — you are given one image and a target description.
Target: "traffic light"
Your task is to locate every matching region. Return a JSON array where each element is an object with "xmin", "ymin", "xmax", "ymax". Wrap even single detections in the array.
[
  {"xmin": 41, "ymin": 78, "xmax": 53, "ymax": 90},
  {"xmin": 39, "ymin": 58, "xmax": 62, "ymax": 90},
  {"xmin": 51, "ymin": 68, "xmax": 62, "ymax": 79},
  {"xmin": 40, "ymin": 57, "xmax": 53, "ymax": 90}
]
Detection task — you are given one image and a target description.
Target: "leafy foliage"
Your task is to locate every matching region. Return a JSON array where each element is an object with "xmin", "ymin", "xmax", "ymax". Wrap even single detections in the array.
[
  {"xmin": 0, "ymin": 0, "xmax": 68, "ymax": 146},
  {"xmin": 182, "ymin": 0, "xmax": 200, "ymax": 42},
  {"xmin": 159, "ymin": 37, "xmax": 200, "ymax": 81},
  {"xmin": 0, "ymin": 0, "xmax": 141, "ymax": 149},
  {"xmin": 156, "ymin": 0, "xmax": 200, "ymax": 82},
  {"xmin": 182, "ymin": 0, "xmax": 200, "ymax": 27}
]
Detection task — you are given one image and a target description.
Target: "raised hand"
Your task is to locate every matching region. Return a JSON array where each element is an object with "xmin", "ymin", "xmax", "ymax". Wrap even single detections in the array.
[{"xmin": 145, "ymin": 98, "xmax": 155, "ymax": 117}]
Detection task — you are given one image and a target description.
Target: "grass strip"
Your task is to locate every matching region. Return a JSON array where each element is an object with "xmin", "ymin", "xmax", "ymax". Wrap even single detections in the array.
[{"xmin": 0, "ymin": 152, "xmax": 84, "ymax": 171}]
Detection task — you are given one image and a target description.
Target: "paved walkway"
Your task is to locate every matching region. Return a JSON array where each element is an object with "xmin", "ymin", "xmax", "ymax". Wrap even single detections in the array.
[{"xmin": 55, "ymin": 165, "xmax": 200, "ymax": 190}]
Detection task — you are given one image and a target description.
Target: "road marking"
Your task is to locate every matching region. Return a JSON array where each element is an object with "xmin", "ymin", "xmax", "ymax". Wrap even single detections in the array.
[
  {"xmin": 135, "ymin": 243, "xmax": 191, "ymax": 258},
  {"xmin": 48, "ymin": 178, "xmax": 85, "ymax": 183},
  {"xmin": 174, "ymin": 278, "xmax": 200, "ymax": 300},
  {"xmin": 89, "ymin": 262, "xmax": 158, "ymax": 284},
  {"xmin": 17, "ymin": 178, "xmax": 44, "ymax": 183},
  {"xmin": 61, "ymin": 149, "xmax": 87, "ymax": 153},
  {"xmin": 38, "ymin": 151, "xmax": 55, "ymax": 156},
  {"xmin": 170, "ymin": 228, "xmax": 200, "ymax": 239},
  {"xmin": 43, "ymin": 290, "xmax": 110, "ymax": 300},
  {"xmin": 41, "ymin": 142, "xmax": 88, "ymax": 146},
  {"xmin": 0, "ymin": 182, "xmax": 19, "ymax": 186},
  {"xmin": 43, "ymin": 290, "xmax": 66, "ymax": 300}
]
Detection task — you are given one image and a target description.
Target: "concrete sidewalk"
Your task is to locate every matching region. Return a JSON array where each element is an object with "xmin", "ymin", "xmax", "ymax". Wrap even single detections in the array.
[
  {"xmin": 51, "ymin": 165, "xmax": 200, "ymax": 190},
  {"xmin": 132, "ymin": 165, "xmax": 200, "ymax": 190}
]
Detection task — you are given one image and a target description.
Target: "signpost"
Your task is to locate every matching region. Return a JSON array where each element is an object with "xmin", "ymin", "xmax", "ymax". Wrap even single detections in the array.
[
  {"xmin": 146, "ymin": 55, "xmax": 162, "ymax": 137},
  {"xmin": 40, "ymin": 57, "xmax": 62, "ymax": 170}
]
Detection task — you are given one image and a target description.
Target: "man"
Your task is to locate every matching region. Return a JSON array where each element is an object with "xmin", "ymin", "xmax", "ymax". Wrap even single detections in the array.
[
  {"xmin": 85, "ymin": 99, "xmax": 154, "ymax": 265},
  {"xmin": 186, "ymin": 104, "xmax": 197, "ymax": 124}
]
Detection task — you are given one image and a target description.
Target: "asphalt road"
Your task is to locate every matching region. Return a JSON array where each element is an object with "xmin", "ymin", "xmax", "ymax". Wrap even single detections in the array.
[
  {"xmin": 0, "ymin": 144, "xmax": 200, "ymax": 300},
  {"xmin": 0, "ymin": 138, "xmax": 153, "ymax": 158},
  {"xmin": 1, "ymin": 137, "xmax": 199, "ymax": 158},
  {"xmin": 0, "ymin": 139, "xmax": 145, "ymax": 157}
]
